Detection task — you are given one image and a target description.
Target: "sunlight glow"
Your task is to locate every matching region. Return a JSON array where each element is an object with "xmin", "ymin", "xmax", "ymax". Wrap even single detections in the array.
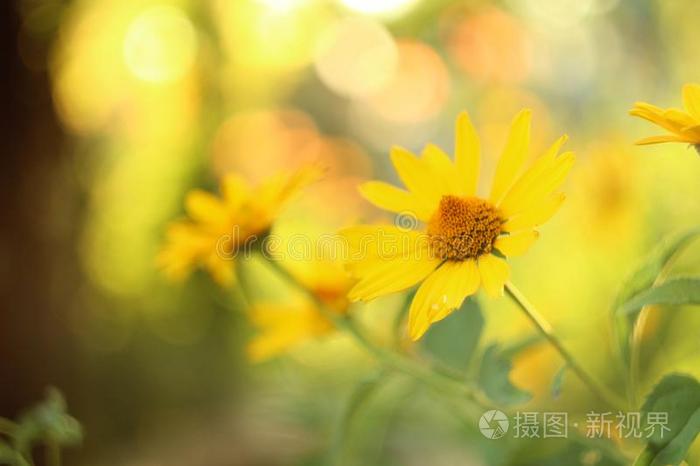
[
  {"xmin": 123, "ymin": 5, "xmax": 197, "ymax": 83},
  {"xmin": 339, "ymin": 0, "xmax": 419, "ymax": 16},
  {"xmin": 314, "ymin": 17, "xmax": 398, "ymax": 98}
]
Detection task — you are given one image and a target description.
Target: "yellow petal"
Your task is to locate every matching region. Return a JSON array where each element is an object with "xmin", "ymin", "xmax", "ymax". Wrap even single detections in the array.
[
  {"xmin": 256, "ymin": 166, "xmax": 322, "ymax": 213},
  {"xmin": 358, "ymin": 181, "xmax": 433, "ymax": 221},
  {"xmin": 185, "ymin": 190, "xmax": 229, "ymax": 225},
  {"xmin": 478, "ymin": 254, "xmax": 510, "ymax": 297},
  {"xmin": 421, "ymin": 143, "xmax": 459, "ymax": 195},
  {"xmin": 454, "ymin": 111, "xmax": 481, "ymax": 196},
  {"xmin": 494, "ymin": 231, "xmax": 539, "ymax": 257},
  {"xmin": 663, "ymin": 109, "xmax": 696, "ymax": 129},
  {"xmin": 407, "ymin": 260, "xmax": 480, "ymax": 340},
  {"xmin": 340, "ymin": 225, "xmax": 424, "ymax": 262},
  {"xmin": 221, "ymin": 174, "xmax": 250, "ymax": 212},
  {"xmin": 680, "ymin": 124, "xmax": 700, "ymax": 141},
  {"xmin": 503, "ymin": 193, "xmax": 566, "ymax": 232},
  {"xmin": 342, "ymin": 226, "xmax": 438, "ymax": 300},
  {"xmin": 429, "ymin": 260, "xmax": 480, "ymax": 323},
  {"xmin": 498, "ymin": 135, "xmax": 568, "ymax": 211},
  {"xmin": 635, "ymin": 134, "xmax": 692, "ymax": 145},
  {"xmin": 630, "ymin": 103, "xmax": 694, "ymax": 135},
  {"xmin": 390, "ymin": 146, "xmax": 443, "ymax": 210},
  {"xmin": 683, "ymin": 84, "xmax": 700, "ymax": 121},
  {"xmin": 630, "ymin": 102, "xmax": 680, "ymax": 133},
  {"xmin": 490, "ymin": 109, "xmax": 532, "ymax": 204},
  {"xmin": 347, "ymin": 251, "xmax": 441, "ymax": 302},
  {"xmin": 205, "ymin": 253, "xmax": 236, "ymax": 286},
  {"xmin": 247, "ymin": 305, "xmax": 329, "ymax": 362},
  {"xmin": 500, "ymin": 151, "xmax": 575, "ymax": 218}
]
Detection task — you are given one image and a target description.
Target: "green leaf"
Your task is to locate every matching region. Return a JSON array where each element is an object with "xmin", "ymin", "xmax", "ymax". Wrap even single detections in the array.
[
  {"xmin": 632, "ymin": 445, "xmax": 655, "ymax": 466},
  {"xmin": 612, "ymin": 230, "xmax": 700, "ymax": 362},
  {"xmin": 420, "ymin": 298, "xmax": 483, "ymax": 372},
  {"xmin": 637, "ymin": 374, "xmax": 700, "ymax": 466},
  {"xmin": 617, "ymin": 277, "xmax": 700, "ymax": 315},
  {"xmin": 478, "ymin": 343, "xmax": 531, "ymax": 406},
  {"xmin": 15, "ymin": 388, "xmax": 82, "ymax": 454},
  {"xmin": 614, "ymin": 230, "xmax": 700, "ymax": 310},
  {"xmin": 0, "ymin": 441, "xmax": 30, "ymax": 466},
  {"xmin": 551, "ymin": 365, "xmax": 568, "ymax": 399}
]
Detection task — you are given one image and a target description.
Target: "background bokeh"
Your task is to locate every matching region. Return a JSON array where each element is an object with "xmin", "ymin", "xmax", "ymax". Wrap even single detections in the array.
[{"xmin": 2, "ymin": 0, "xmax": 700, "ymax": 464}]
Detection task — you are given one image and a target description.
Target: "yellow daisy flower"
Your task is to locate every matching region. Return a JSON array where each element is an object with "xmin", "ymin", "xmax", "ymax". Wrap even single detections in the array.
[
  {"xmin": 629, "ymin": 83, "xmax": 700, "ymax": 149},
  {"xmin": 158, "ymin": 167, "xmax": 320, "ymax": 286},
  {"xmin": 247, "ymin": 258, "xmax": 352, "ymax": 362},
  {"xmin": 341, "ymin": 110, "xmax": 574, "ymax": 340}
]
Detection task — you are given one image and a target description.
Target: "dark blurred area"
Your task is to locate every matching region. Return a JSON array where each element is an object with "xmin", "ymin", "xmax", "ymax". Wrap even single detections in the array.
[
  {"xmin": 0, "ymin": 0, "xmax": 75, "ymax": 413},
  {"xmin": 0, "ymin": 6, "xmax": 242, "ymax": 462}
]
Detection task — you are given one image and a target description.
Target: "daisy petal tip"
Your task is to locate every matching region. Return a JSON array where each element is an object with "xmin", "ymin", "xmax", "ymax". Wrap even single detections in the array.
[
  {"xmin": 356, "ymin": 181, "xmax": 373, "ymax": 196},
  {"xmin": 408, "ymin": 325, "xmax": 426, "ymax": 342},
  {"xmin": 456, "ymin": 110, "xmax": 473, "ymax": 125},
  {"xmin": 513, "ymin": 108, "xmax": 533, "ymax": 123}
]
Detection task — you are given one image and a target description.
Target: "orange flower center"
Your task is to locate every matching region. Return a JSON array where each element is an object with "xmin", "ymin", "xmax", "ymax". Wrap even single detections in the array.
[
  {"xmin": 427, "ymin": 195, "xmax": 503, "ymax": 261},
  {"xmin": 314, "ymin": 286, "xmax": 350, "ymax": 314}
]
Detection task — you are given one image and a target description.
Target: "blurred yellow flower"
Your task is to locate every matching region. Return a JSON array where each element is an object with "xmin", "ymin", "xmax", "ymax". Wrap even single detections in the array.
[
  {"xmin": 158, "ymin": 167, "xmax": 320, "ymax": 286},
  {"xmin": 247, "ymin": 259, "xmax": 352, "ymax": 362},
  {"xmin": 630, "ymin": 83, "xmax": 700, "ymax": 148},
  {"xmin": 342, "ymin": 110, "xmax": 574, "ymax": 340}
]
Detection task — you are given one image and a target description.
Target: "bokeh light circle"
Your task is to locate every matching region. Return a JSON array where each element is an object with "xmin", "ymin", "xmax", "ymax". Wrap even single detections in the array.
[
  {"xmin": 364, "ymin": 40, "xmax": 450, "ymax": 124},
  {"xmin": 123, "ymin": 5, "xmax": 197, "ymax": 83},
  {"xmin": 314, "ymin": 17, "xmax": 398, "ymax": 98},
  {"xmin": 338, "ymin": 0, "xmax": 419, "ymax": 17},
  {"xmin": 444, "ymin": 7, "xmax": 533, "ymax": 84}
]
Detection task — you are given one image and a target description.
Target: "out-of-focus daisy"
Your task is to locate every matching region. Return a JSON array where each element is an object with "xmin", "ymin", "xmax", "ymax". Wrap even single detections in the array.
[
  {"xmin": 247, "ymin": 258, "xmax": 352, "ymax": 362},
  {"xmin": 158, "ymin": 167, "xmax": 320, "ymax": 286},
  {"xmin": 630, "ymin": 83, "xmax": 700, "ymax": 151},
  {"xmin": 342, "ymin": 110, "xmax": 574, "ymax": 340}
]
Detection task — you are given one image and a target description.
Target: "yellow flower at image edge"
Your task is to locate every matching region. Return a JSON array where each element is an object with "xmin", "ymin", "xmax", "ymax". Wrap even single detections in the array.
[
  {"xmin": 157, "ymin": 167, "xmax": 321, "ymax": 286},
  {"xmin": 630, "ymin": 83, "xmax": 700, "ymax": 151},
  {"xmin": 342, "ymin": 110, "xmax": 574, "ymax": 341}
]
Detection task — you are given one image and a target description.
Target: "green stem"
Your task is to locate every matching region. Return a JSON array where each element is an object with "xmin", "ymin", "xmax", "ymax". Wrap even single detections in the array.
[
  {"xmin": 46, "ymin": 440, "xmax": 61, "ymax": 466},
  {"xmin": 505, "ymin": 281, "xmax": 622, "ymax": 409},
  {"xmin": 391, "ymin": 290, "xmax": 414, "ymax": 349},
  {"xmin": 259, "ymin": 253, "xmax": 491, "ymax": 412}
]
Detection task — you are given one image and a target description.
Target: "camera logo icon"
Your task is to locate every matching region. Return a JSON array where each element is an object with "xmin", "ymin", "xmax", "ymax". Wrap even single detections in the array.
[{"xmin": 479, "ymin": 410, "xmax": 509, "ymax": 439}]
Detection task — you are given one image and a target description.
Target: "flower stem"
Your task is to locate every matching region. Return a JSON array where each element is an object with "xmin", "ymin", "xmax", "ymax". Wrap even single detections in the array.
[
  {"xmin": 259, "ymin": 253, "xmax": 491, "ymax": 412},
  {"xmin": 505, "ymin": 281, "xmax": 622, "ymax": 409},
  {"xmin": 46, "ymin": 441, "xmax": 61, "ymax": 466}
]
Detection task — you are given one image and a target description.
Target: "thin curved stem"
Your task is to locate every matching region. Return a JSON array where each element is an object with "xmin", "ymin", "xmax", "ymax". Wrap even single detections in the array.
[
  {"xmin": 505, "ymin": 281, "xmax": 623, "ymax": 409},
  {"xmin": 258, "ymin": 253, "xmax": 491, "ymax": 412}
]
